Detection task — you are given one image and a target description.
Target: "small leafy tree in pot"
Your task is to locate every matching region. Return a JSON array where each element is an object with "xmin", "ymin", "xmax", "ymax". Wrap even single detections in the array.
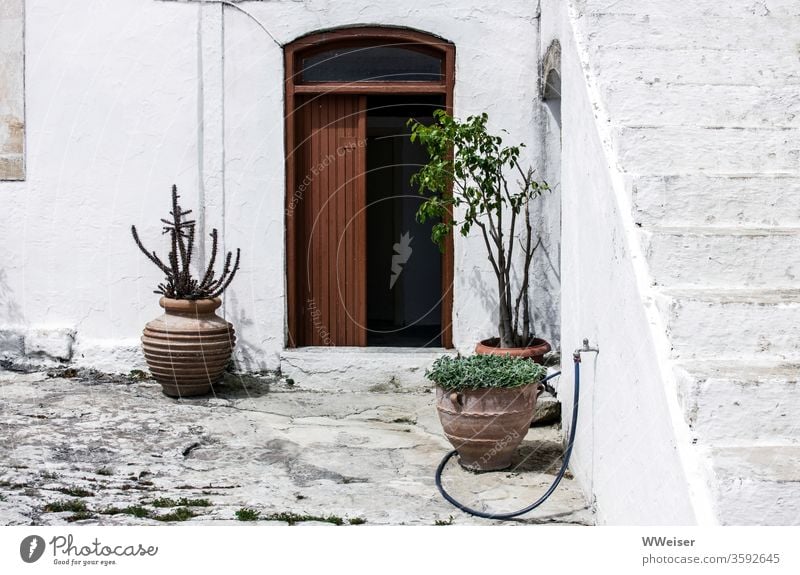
[
  {"xmin": 408, "ymin": 111, "xmax": 548, "ymax": 349},
  {"xmin": 131, "ymin": 185, "xmax": 241, "ymax": 398}
]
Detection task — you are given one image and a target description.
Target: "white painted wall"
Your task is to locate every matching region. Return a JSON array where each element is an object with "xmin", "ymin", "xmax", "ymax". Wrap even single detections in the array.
[
  {"xmin": 0, "ymin": 0, "xmax": 200, "ymax": 370},
  {"xmin": 547, "ymin": 0, "xmax": 717, "ymax": 524},
  {"xmin": 535, "ymin": 0, "xmax": 564, "ymax": 354},
  {"xmin": 0, "ymin": 0, "xmax": 547, "ymax": 371}
]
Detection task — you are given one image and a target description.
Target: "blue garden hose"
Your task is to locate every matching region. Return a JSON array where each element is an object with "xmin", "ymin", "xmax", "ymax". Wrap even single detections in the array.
[{"xmin": 434, "ymin": 347, "xmax": 591, "ymax": 520}]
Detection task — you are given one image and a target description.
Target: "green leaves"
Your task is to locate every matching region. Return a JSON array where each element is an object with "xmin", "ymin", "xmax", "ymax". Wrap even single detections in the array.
[
  {"xmin": 425, "ymin": 354, "xmax": 548, "ymax": 391},
  {"xmin": 409, "ymin": 111, "xmax": 511, "ymax": 247},
  {"xmin": 407, "ymin": 110, "xmax": 548, "ymax": 248}
]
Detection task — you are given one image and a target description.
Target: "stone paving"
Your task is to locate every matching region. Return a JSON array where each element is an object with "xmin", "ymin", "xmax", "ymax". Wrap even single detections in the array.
[{"xmin": 0, "ymin": 369, "xmax": 593, "ymax": 526}]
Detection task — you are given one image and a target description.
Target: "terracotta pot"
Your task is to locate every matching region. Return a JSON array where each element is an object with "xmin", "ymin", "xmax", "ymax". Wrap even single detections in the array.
[
  {"xmin": 436, "ymin": 382, "xmax": 544, "ymax": 471},
  {"xmin": 141, "ymin": 297, "xmax": 235, "ymax": 397},
  {"xmin": 475, "ymin": 337, "xmax": 551, "ymax": 364}
]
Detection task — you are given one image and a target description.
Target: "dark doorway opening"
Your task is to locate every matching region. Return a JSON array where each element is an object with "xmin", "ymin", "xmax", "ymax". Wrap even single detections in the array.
[{"xmin": 365, "ymin": 95, "xmax": 444, "ymax": 347}]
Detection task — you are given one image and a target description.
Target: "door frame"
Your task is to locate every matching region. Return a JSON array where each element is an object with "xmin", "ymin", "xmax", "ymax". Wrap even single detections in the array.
[{"xmin": 284, "ymin": 26, "xmax": 455, "ymax": 348}]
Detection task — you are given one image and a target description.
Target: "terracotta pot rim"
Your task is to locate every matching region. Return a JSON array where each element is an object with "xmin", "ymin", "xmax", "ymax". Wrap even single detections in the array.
[
  {"xmin": 435, "ymin": 381, "xmax": 542, "ymax": 394},
  {"xmin": 476, "ymin": 337, "xmax": 551, "ymax": 352},
  {"xmin": 474, "ymin": 338, "xmax": 552, "ymax": 365},
  {"xmin": 159, "ymin": 297, "xmax": 222, "ymax": 314}
]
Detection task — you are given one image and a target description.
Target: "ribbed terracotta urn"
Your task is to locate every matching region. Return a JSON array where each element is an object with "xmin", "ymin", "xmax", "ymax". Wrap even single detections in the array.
[
  {"xmin": 436, "ymin": 382, "xmax": 544, "ymax": 471},
  {"xmin": 141, "ymin": 297, "xmax": 235, "ymax": 397}
]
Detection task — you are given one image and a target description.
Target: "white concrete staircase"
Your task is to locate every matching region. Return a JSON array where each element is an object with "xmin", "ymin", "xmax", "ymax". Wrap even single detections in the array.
[{"xmin": 575, "ymin": 0, "xmax": 800, "ymax": 524}]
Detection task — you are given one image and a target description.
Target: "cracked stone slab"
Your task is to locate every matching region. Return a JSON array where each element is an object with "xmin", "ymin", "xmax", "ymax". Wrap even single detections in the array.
[{"xmin": 0, "ymin": 369, "xmax": 594, "ymax": 526}]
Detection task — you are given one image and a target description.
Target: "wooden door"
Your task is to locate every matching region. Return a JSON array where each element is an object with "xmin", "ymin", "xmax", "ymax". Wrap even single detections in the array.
[
  {"xmin": 292, "ymin": 94, "xmax": 367, "ymax": 346},
  {"xmin": 285, "ymin": 29, "xmax": 455, "ymax": 349}
]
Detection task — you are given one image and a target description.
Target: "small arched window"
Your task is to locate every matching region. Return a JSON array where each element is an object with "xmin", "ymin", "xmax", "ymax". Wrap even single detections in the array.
[
  {"xmin": 544, "ymin": 68, "xmax": 561, "ymax": 101},
  {"xmin": 542, "ymin": 40, "xmax": 561, "ymax": 129}
]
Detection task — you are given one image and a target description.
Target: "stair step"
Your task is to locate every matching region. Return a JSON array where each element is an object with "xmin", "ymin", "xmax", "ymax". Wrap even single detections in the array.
[
  {"xmin": 643, "ymin": 226, "xmax": 800, "ymax": 288},
  {"xmin": 586, "ymin": 13, "xmax": 800, "ymax": 52},
  {"xmin": 593, "ymin": 45, "xmax": 800, "ymax": 89},
  {"xmin": 579, "ymin": 0, "xmax": 800, "ymax": 19},
  {"xmin": 614, "ymin": 126, "xmax": 800, "ymax": 174},
  {"xmin": 709, "ymin": 445, "xmax": 800, "ymax": 525},
  {"xmin": 656, "ymin": 288, "xmax": 800, "ymax": 360},
  {"xmin": 606, "ymin": 84, "xmax": 800, "ymax": 130},
  {"xmin": 674, "ymin": 360, "xmax": 800, "ymax": 444},
  {"xmin": 633, "ymin": 174, "xmax": 800, "ymax": 227}
]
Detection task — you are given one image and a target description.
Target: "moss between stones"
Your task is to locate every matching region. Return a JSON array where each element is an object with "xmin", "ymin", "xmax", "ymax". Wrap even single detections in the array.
[
  {"xmin": 153, "ymin": 507, "xmax": 195, "ymax": 522},
  {"xmin": 101, "ymin": 505, "xmax": 150, "ymax": 518},
  {"xmin": 43, "ymin": 500, "xmax": 88, "ymax": 513},
  {"xmin": 57, "ymin": 486, "xmax": 94, "ymax": 497},
  {"xmin": 235, "ymin": 508, "xmax": 260, "ymax": 521},
  {"xmin": 262, "ymin": 512, "xmax": 343, "ymax": 526},
  {"xmin": 347, "ymin": 517, "xmax": 367, "ymax": 525},
  {"xmin": 101, "ymin": 503, "xmax": 200, "ymax": 522},
  {"xmin": 434, "ymin": 516, "xmax": 455, "ymax": 526},
  {"xmin": 234, "ymin": 508, "xmax": 366, "ymax": 525},
  {"xmin": 151, "ymin": 497, "xmax": 212, "ymax": 508}
]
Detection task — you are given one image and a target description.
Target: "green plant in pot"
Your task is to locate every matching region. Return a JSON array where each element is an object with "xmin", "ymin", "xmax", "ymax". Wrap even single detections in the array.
[
  {"xmin": 409, "ymin": 110, "xmax": 550, "ymax": 361},
  {"xmin": 131, "ymin": 185, "xmax": 241, "ymax": 397},
  {"xmin": 427, "ymin": 354, "xmax": 548, "ymax": 471}
]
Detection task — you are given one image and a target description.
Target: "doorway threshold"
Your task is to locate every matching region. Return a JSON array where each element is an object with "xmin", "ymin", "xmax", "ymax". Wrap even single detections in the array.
[{"xmin": 280, "ymin": 347, "xmax": 455, "ymax": 392}]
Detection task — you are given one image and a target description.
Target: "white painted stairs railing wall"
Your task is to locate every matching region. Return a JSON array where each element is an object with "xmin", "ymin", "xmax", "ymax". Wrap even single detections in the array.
[{"xmin": 567, "ymin": 0, "xmax": 800, "ymax": 525}]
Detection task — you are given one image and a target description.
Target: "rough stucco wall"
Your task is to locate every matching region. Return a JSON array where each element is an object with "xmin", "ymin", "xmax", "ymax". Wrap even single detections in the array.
[
  {"xmin": 0, "ymin": 0, "xmax": 24, "ymax": 180},
  {"xmin": 0, "ymin": 0, "xmax": 199, "ymax": 370},
  {"xmin": 533, "ymin": 0, "xmax": 564, "ymax": 354},
  {"xmin": 530, "ymin": 108, "xmax": 561, "ymax": 351},
  {"xmin": 553, "ymin": 1, "xmax": 714, "ymax": 524},
  {"xmin": 0, "ymin": 0, "xmax": 547, "ymax": 371}
]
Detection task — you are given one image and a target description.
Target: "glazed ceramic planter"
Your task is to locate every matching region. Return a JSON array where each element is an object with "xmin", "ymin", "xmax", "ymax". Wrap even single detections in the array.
[
  {"xmin": 141, "ymin": 297, "xmax": 235, "ymax": 397},
  {"xmin": 475, "ymin": 337, "xmax": 551, "ymax": 364},
  {"xmin": 436, "ymin": 382, "xmax": 544, "ymax": 471}
]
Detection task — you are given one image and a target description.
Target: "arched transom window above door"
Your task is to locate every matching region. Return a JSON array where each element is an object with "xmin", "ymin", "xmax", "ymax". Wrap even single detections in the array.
[{"xmin": 285, "ymin": 27, "xmax": 454, "ymax": 94}]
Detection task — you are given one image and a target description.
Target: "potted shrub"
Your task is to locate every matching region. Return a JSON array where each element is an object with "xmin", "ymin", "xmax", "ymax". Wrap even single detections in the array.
[
  {"xmin": 131, "ymin": 185, "xmax": 241, "ymax": 397},
  {"xmin": 409, "ymin": 111, "xmax": 551, "ymax": 361},
  {"xmin": 427, "ymin": 354, "xmax": 548, "ymax": 471}
]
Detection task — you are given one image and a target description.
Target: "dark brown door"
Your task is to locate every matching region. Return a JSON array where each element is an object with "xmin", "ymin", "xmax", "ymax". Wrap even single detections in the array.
[{"xmin": 293, "ymin": 94, "xmax": 367, "ymax": 346}]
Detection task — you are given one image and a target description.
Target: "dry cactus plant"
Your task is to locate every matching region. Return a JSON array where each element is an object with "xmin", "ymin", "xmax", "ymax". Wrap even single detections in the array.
[{"xmin": 131, "ymin": 185, "xmax": 240, "ymax": 300}]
